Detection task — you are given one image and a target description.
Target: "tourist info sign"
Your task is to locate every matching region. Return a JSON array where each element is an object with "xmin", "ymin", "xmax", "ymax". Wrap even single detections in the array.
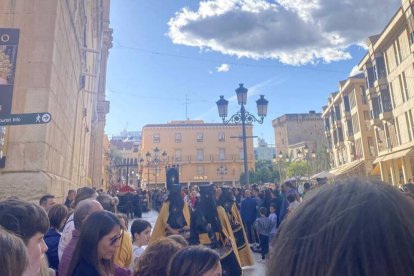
[{"xmin": 0, "ymin": 112, "xmax": 52, "ymax": 126}]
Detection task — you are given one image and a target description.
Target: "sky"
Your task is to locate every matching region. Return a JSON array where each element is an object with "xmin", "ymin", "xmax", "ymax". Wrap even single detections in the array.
[{"xmin": 105, "ymin": 0, "xmax": 401, "ymax": 145}]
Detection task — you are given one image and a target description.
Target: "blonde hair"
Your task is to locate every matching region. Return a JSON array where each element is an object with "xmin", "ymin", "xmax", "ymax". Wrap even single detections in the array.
[{"xmin": 0, "ymin": 227, "xmax": 29, "ymax": 276}]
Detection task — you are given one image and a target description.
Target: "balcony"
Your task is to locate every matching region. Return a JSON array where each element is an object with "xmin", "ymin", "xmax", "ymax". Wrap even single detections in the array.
[{"xmin": 379, "ymin": 111, "xmax": 393, "ymax": 121}]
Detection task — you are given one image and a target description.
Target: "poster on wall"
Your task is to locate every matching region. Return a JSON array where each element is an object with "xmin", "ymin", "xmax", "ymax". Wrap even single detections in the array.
[{"xmin": 0, "ymin": 28, "xmax": 20, "ymax": 168}]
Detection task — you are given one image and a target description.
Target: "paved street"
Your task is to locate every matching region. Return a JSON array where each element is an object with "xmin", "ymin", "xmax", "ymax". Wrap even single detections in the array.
[{"xmin": 138, "ymin": 210, "xmax": 266, "ymax": 276}]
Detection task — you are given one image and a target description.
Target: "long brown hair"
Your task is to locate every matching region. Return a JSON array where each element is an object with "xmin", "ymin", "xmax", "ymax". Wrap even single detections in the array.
[
  {"xmin": 267, "ymin": 179, "xmax": 414, "ymax": 276},
  {"xmin": 134, "ymin": 237, "xmax": 183, "ymax": 276},
  {"xmin": 168, "ymin": 246, "xmax": 220, "ymax": 276},
  {"xmin": 67, "ymin": 211, "xmax": 121, "ymax": 276},
  {"xmin": 0, "ymin": 227, "xmax": 28, "ymax": 276}
]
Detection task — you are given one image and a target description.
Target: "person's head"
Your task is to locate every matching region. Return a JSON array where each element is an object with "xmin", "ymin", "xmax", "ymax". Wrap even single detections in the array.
[
  {"xmin": 130, "ymin": 219, "xmax": 152, "ymax": 247},
  {"xmin": 116, "ymin": 213, "xmax": 128, "ymax": 229},
  {"xmin": 68, "ymin": 211, "xmax": 122, "ymax": 276},
  {"xmin": 303, "ymin": 182, "xmax": 311, "ymax": 191},
  {"xmin": 47, "ymin": 204, "xmax": 68, "ymax": 231},
  {"xmin": 244, "ymin": 190, "xmax": 251, "ymax": 198},
  {"xmin": 269, "ymin": 204, "xmax": 276, "ymax": 214},
  {"xmin": 286, "ymin": 194, "xmax": 296, "ymax": 203},
  {"xmin": 259, "ymin": 207, "xmax": 266, "ymax": 216},
  {"xmin": 267, "ymin": 179, "xmax": 414, "ymax": 276},
  {"xmin": 134, "ymin": 237, "xmax": 183, "ymax": 276},
  {"xmin": 0, "ymin": 199, "xmax": 49, "ymax": 275},
  {"xmin": 67, "ymin": 189, "xmax": 76, "ymax": 201},
  {"xmin": 39, "ymin": 194, "xmax": 56, "ymax": 211},
  {"xmin": 73, "ymin": 187, "xmax": 98, "ymax": 208},
  {"xmin": 0, "ymin": 227, "xmax": 29, "ymax": 276},
  {"xmin": 167, "ymin": 234, "xmax": 189, "ymax": 247},
  {"xmin": 73, "ymin": 199, "xmax": 103, "ymax": 230},
  {"xmin": 97, "ymin": 194, "xmax": 118, "ymax": 213},
  {"xmin": 168, "ymin": 246, "xmax": 221, "ymax": 276}
]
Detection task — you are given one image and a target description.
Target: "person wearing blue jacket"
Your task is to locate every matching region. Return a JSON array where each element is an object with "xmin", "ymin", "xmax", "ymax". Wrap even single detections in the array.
[{"xmin": 240, "ymin": 190, "xmax": 258, "ymax": 244}]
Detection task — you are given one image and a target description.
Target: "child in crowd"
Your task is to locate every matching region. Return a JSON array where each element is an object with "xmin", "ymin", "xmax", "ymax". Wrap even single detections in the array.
[
  {"xmin": 287, "ymin": 194, "xmax": 299, "ymax": 215},
  {"xmin": 268, "ymin": 204, "xmax": 278, "ymax": 242},
  {"xmin": 130, "ymin": 219, "xmax": 152, "ymax": 270},
  {"xmin": 254, "ymin": 207, "xmax": 272, "ymax": 263}
]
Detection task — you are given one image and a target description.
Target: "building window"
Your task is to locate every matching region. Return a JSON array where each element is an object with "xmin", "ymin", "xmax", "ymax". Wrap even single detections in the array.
[
  {"xmin": 175, "ymin": 133, "xmax": 182, "ymax": 143},
  {"xmin": 174, "ymin": 149, "xmax": 181, "ymax": 162},
  {"xmin": 197, "ymin": 165, "xmax": 204, "ymax": 175},
  {"xmin": 219, "ymin": 148, "xmax": 226, "ymax": 160},
  {"xmin": 153, "ymin": 134, "xmax": 160, "ymax": 143},
  {"xmin": 133, "ymin": 145, "xmax": 139, "ymax": 152},
  {"xmin": 239, "ymin": 148, "xmax": 244, "ymax": 160},
  {"xmin": 218, "ymin": 132, "xmax": 225, "ymax": 142},
  {"xmin": 196, "ymin": 133, "xmax": 204, "ymax": 142},
  {"xmin": 196, "ymin": 149, "xmax": 204, "ymax": 161}
]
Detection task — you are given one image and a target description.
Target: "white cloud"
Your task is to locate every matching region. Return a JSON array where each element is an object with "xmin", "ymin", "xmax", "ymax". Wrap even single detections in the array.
[
  {"xmin": 168, "ymin": 0, "xmax": 400, "ymax": 65},
  {"xmin": 216, "ymin": 63, "xmax": 230, "ymax": 72}
]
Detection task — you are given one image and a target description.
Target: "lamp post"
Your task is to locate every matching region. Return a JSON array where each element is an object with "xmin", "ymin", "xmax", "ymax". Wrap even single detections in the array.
[
  {"xmin": 216, "ymin": 84, "xmax": 269, "ymax": 186},
  {"xmin": 146, "ymin": 148, "xmax": 168, "ymax": 189},
  {"xmin": 139, "ymin": 158, "xmax": 144, "ymax": 188}
]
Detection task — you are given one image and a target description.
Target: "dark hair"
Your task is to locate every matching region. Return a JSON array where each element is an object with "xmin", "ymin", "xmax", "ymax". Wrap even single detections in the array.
[
  {"xmin": 73, "ymin": 187, "xmax": 97, "ymax": 208},
  {"xmin": 134, "ymin": 237, "xmax": 183, "ymax": 276},
  {"xmin": 303, "ymin": 182, "xmax": 311, "ymax": 190},
  {"xmin": 96, "ymin": 194, "xmax": 118, "ymax": 213},
  {"xmin": 39, "ymin": 194, "xmax": 55, "ymax": 206},
  {"xmin": 168, "ymin": 246, "xmax": 220, "ymax": 276},
  {"xmin": 167, "ymin": 235, "xmax": 189, "ymax": 247},
  {"xmin": 67, "ymin": 211, "xmax": 121, "ymax": 276},
  {"xmin": 267, "ymin": 179, "xmax": 414, "ymax": 276},
  {"xmin": 269, "ymin": 204, "xmax": 276, "ymax": 210},
  {"xmin": 0, "ymin": 199, "xmax": 49, "ymax": 243},
  {"xmin": 286, "ymin": 194, "xmax": 296, "ymax": 203},
  {"xmin": 259, "ymin": 207, "xmax": 266, "ymax": 215},
  {"xmin": 48, "ymin": 204, "xmax": 68, "ymax": 229},
  {"xmin": 130, "ymin": 219, "xmax": 151, "ymax": 241}
]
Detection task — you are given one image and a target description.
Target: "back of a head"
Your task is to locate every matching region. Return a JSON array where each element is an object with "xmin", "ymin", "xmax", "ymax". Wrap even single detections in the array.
[
  {"xmin": 74, "ymin": 187, "xmax": 98, "ymax": 208},
  {"xmin": 0, "ymin": 199, "xmax": 49, "ymax": 243},
  {"xmin": 134, "ymin": 237, "xmax": 183, "ymax": 276},
  {"xmin": 168, "ymin": 246, "xmax": 219, "ymax": 276},
  {"xmin": 267, "ymin": 179, "xmax": 414, "ymax": 276},
  {"xmin": 0, "ymin": 227, "xmax": 29, "ymax": 276},
  {"xmin": 47, "ymin": 204, "xmax": 69, "ymax": 229},
  {"xmin": 97, "ymin": 194, "xmax": 118, "ymax": 213},
  {"xmin": 74, "ymin": 199, "xmax": 103, "ymax": 229}
]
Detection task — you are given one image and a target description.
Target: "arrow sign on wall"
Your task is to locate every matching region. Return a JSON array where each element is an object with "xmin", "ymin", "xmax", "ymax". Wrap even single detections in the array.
[{"xmin": 0, "ymin": 112, "xmax": 52, "ymax": 126}]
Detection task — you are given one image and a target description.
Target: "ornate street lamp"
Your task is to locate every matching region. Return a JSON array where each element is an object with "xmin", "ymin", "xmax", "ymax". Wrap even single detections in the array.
[{"xmin": 217, "ymin": 84, "xmax": 269, "ymax": 186}]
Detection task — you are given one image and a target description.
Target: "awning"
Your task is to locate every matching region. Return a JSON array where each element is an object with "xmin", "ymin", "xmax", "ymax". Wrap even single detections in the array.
[
  {"xmin": 381, "ymin": 148, "xmax": 413, "ymax": 162},
  {"xmin": 330, "ymin": 160, "xmax": 365, "ymax": 177}
]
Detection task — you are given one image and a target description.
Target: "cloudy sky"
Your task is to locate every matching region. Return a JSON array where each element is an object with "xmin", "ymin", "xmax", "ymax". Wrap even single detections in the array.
[{"xmin": 106, "ymin": 0, "xmax": 400, "ymax": 145}]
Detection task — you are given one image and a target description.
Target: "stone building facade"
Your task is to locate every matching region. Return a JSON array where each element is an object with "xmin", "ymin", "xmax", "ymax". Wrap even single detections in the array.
[
  {"xmin": 0, "ymin": 0, "xmax": 112, "ymax": 200},
  {"xmin": 357, "ymin": 0, "xmax": 414, "ymax": 186},
  {"xmin": 140, "ymin": 120, "xmax": 254, "ymax": 188},
  {"xmin": 272, "ymin": 111, "xmax": 325, "ymax": 160},
  {"xmin": 322, "ymin": 74, "xmax": 377, "ymax": 178}
]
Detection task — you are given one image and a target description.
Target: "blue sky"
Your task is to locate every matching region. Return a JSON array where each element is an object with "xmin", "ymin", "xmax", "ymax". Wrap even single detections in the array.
[{"xmin": 105, "ymin": 0, "xmax": 400, "ymax": 145}]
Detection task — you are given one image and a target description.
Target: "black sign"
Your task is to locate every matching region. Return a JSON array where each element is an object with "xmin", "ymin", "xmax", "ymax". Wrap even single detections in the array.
[{"xmin": 0, "ymin": 112, "xmax": 52, "ymax": 126}]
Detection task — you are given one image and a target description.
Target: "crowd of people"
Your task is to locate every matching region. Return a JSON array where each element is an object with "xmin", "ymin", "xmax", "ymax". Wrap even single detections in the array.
[{"xmin": 1, "ymin": 177, "xmax": 414, "ymax": 275}]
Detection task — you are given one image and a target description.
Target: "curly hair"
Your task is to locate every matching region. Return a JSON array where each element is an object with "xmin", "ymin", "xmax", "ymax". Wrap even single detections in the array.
[{"xmin": 133, "ymin": 237, "xmax": 183, "ymax": 276}]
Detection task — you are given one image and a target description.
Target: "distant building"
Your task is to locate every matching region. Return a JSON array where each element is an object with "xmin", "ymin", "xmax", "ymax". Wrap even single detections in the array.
[
  {"xmin": 141, "ymin": 120, "xmax": 254, "ymax": 188},
  {"xmin": 272, "ymin": 111, "xmax": 325, "ymax": 160},
  {"xmin": 254, "ymin": 138, "xmax": 275, "ymax": 161},
  {"xmin": 322, "ymin": 74, "xmax": 377, "ymax": 179}
]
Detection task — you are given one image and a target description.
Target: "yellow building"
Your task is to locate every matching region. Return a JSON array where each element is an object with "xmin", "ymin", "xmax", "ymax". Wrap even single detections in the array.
[
  {"xmin": 140, "ymin": 120, "xmax": 254, "ymax": 188},
  {"xmin": 322, "ymin": 74, "xmax": 377, "ymax": 178},
  {"xmin": 358, "ymin": 0, "xmax": 414, "ymax": 186}
]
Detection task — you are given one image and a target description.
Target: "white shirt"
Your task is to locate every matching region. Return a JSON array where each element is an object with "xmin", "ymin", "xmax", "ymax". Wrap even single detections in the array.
[{"xmin": 58, "ymin": 213, "xmax": 75, "ymax": 260}]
